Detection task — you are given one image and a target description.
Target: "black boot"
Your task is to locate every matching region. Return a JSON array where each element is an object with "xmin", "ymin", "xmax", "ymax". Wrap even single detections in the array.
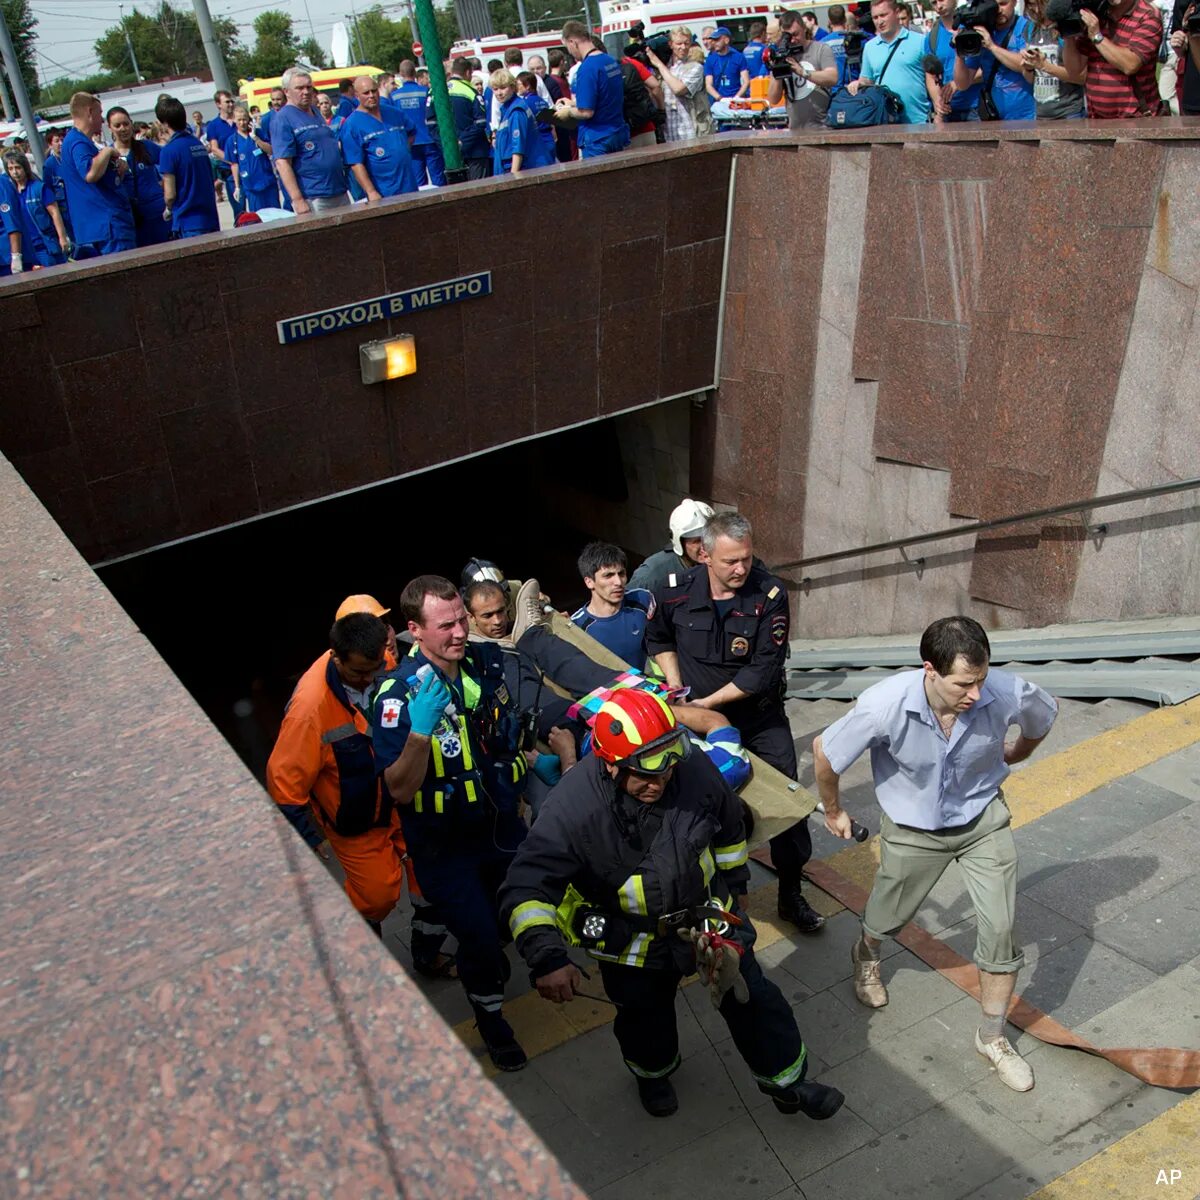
[
  {"xmin": 636, "ymin": 1076, "xmax": 679, "ymax": 1118},
  {"xmin": 777, "ymin": 881, "xmax": 825, "ymax": 933},
  {"xmin": 767, "ymin": 1080, "xmax": 845, "ymax": 1120},
  {"xmin": 475, "ymin": 1008, "xmax": 527, "ymax": 1072}
]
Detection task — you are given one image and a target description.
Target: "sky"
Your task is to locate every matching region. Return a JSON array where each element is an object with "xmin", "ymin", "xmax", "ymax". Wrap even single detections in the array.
[{"xmin": 26, "ymin": 0, "xmax": 363, "ymax": 85}]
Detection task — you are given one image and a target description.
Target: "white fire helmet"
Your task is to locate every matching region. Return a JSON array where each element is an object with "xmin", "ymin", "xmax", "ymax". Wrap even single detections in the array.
[{"xmin": 669, "ymin": 498, "xmax": 715, "ymax": 556}]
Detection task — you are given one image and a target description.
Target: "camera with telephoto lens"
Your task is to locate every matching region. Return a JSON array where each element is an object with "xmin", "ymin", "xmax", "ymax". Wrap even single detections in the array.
[
  {"xmin": 1044, "ymin": 0, "xmax": 1110, "ymax": 36},
  {"xmin": 767, "ymin": 31, "xmax": 807, "ymax": 77},
  {"xmin": 843, "ymin": 27, "xmax": 867, "ymax": 67},
  {"xmin": 1187, "ymin": 7, "xmax": 1200, "ymax": 30},
  {"xmin": 952, "ymin": 0, "xmax": 999, "ymax": 54}
]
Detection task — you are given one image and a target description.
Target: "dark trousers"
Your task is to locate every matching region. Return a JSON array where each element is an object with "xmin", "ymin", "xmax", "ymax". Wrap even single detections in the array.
[
  {"xmin": 598, "ymin": 946, "xmax": 808, "ymax": 1093},
  {"xmin": 517, "ymin": 625, "xmax": 615, "ymax": 698},
  {"xmin": 465, "ymin": 156, "xmax": 492, "ymax": 180},
  {"xmin": 743, "ymin": 710, "xmax": 812, "ymax": 883},
  {"xmin": 408, "ymin": 821, "xmax": 525, "ymax": 1013}
]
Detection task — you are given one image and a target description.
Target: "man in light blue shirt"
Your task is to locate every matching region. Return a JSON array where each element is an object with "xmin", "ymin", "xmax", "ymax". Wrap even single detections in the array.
[
  {"xmin": 813, "ymin": 616, "xmax": 1056, "ymax": 1093},
  {"xmin": 847, "ymin": 0, "xmax": 932, "ymax": 122}
]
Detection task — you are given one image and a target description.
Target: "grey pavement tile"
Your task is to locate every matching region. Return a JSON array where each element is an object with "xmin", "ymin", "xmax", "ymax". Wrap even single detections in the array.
[
  {"xmin": 940, "ymin": 894, "xmax": 1087, "ymax": 977},
  {"xmin": 824, "ymin": 955, "xmax": 968, "ymax": 1044},
  {"xmin": 966, "ymin": 1120, "xmax": 1115, "ymax": 1200},
  {"xmin": 760, "ymin": 909, "xmax": 901, "ymax": 996},
  {"xmin": 1092, "ymin": 874, "xmax": 1200, "ymax": 975},
  {"xmin": 795, "ymin": 1086, "xmax": 1048, "ymax": 1200},
  {"xmin": 1092, "ymin": 1080, "xmax": 1194, "ymax": 1138},
  {"xmin": 1134, "ymin": 745, "xmax": 1200, "ymax": 803},
  {"xmin": 1017, "ymin": 936, "xmax": 1159, "ymax": 1028},
  {"xmin": 1080, "ymin": 969, "xmax": 1200, "ymax": 1049},
  {"xmin": 963, "ymin": 1038, "xmax": 1141, "ymax": 1145},
  {"xmin": 531, "ymin": 1020, "xmax": 633, "ymax": 1116},
  {"xmin": 750, "ymin": 1095, "xmax": 881, "ymax": 1181},
  {"xmin": 812, "ymin": 995, "xmax": 998, "ymax": 1132},
  {"xmin": 490, "ymin": 1063, "xmax": 566, "ymax": 1127},
  {"xmin": 1022, "ymin": 802, "xmax": 1200, "ymax": 928},
  {"xmin": 592, "ymin": 1114, "xmax": 792, "ymax": 1200}
]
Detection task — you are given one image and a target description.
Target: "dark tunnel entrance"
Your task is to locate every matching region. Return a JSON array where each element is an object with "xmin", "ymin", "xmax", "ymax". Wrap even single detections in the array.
[{"xmin": 98, "ymin": 399, "xmax": 694, "ymax": 777}]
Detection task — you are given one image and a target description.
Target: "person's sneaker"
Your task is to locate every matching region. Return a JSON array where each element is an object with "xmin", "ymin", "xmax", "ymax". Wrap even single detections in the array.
[
  {"xmin": 851, "ymin": 940, "xmax": 888, "ymax": 1008},
  {"xmin": 767, "ymin": 1080, "xmax": 845, "ymax": 1120},
  {"xmin": 510, "ymin": 577, "xmax": 548, "ymax": 643},
  {"xmin": 975, "ymin": 1028, "xmax": 1034, "ymax": 1092},
  {"xmin": 778, "ymin": 884, "xmax": 825, "ymax": 933},
  {"xmin": 476, "ymin": 1011, "xmax": 528, "ymax": 1073},
  {"xmin": 636, "ymin": 1076, "xmax": 679, "ymax": 1117}
]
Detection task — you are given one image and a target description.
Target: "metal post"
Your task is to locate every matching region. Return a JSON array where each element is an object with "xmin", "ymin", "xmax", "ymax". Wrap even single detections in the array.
[
  {"xmin": 121, "ymin": 6, "xmax": 144, "ymax": 83},
  {"xmin": 515, "ymin": 0, "xmax": 529, "ymax": 35},
  {"xmin": 0, "ymin": 63, "xmax": 13, "ymax": 120},
  {"xmin": 412, "ymin": 0, "xmax": 465, "ymax": 181},
  {"xmin": 0, "ymin": 4, "xmax": 44, "ymax": 173},
  {"xmin": 192, "ymin": 0, "xmax": 232, "ymax": 93}
]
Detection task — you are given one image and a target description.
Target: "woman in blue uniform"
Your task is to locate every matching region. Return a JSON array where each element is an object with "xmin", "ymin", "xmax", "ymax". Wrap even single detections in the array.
[
  {"xmin": 490, "ymin": 69, "xmax": 554, "ymax": 177},
  {"xmin": 227, "ymin": 104, "xmax": 279, "ymax": 212},
  {"xmin": 106, "ymin": 106, "xmax": 170, "ymax": 247},
  {"xmin": 2, "ymin": 150, "xmax": 69, "ymax": 265}
]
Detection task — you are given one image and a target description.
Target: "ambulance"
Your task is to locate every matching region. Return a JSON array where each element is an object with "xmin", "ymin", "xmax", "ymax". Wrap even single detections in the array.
[{"xmin": 237, "ymin": 66, "xmax": 386, "ymax": 114}]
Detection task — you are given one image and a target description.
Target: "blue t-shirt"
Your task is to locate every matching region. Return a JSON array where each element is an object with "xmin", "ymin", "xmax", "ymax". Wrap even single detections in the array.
[
  {"xmin": 60, "ymin": 128, "xmax": 135, "ymax": 245},
  {"xmin": 393, "ymin": 81, "xmax": 435, "ymax": 145},
  {"xmin": 519, "ymin": 93, "xmax": 557, "ymax": 156},
  {"xmin": 570, "ymin": 589, "xmax": 656, "ymax": 671},
  {"xmin": 42, "ymin": 153, "xmax": 68, "ymax": 212},
  {"xmin": 225, "ymin": 130, "xmax": 275, "ymax": 194},
  {"xmin": 336, "ymin": 94, "xmax": 357, "ymax": 121},
  {"xmin": 0, "ymin": 176, "xmax": 53, "ymax": 269},
  {"xmin": 978, "ymin": 16, "xmax": 1035, "ymax": 120},
  {"xmin": 341, "ymin": 106, "xmax": 419, "ymax": 196},
  {"xmin": 861, "ymin": 28, "xmax": 930, "ymax": 122},
  {"xmin": 925, "ymin": 20, "xmax": 981, "ymax": 111},
  {"xmin": 259, "ymin": 108, "xmax": 276, "ymax": 144},
  {"xmin": 20, "ymin": 179, "xmax": 59, "ymax": 243},
  {"xmin": 493, "ymin": 95, "xmax": 553, "ymax": 174},
  {"xmin": 205, "ymin": 116, "xmax": 237, "ymax": 172},
  {"xmin": 744, "ymin": 39, "xmax": 769, "ymax": 78},
  {"xmin": 271, "ymin": 104, "xmax": 347, "ymax": 198},
  {"xmin": 573, "ymin": 51, "xmax": 628, "ymax": 153},
  {"xmin": 119, "ymin": 143, "xmax": 165, "ymax": 212},
  {"xmin": 159, "ymin": 131, "xmax": 219, "ymax": 234},
  {"xmin": 822, "ymin": 30, "xmax": 851, "ymax": 85},
  {"xmin": 705, "ymin": 48, "xmax": 749, "ymax": 96}
]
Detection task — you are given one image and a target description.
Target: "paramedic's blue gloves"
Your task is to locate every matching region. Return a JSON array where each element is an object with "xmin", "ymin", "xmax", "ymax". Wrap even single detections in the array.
[
  {"xmin": 409, "ymin": 671, "xmax": 452, "ymax": 737},
  {"xmin": 532, "ymin": 753, "xmax": 562, "ymax": 786}
]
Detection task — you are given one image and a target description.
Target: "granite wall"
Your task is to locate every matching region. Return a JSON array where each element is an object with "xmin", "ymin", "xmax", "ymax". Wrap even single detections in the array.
[
  {"xmin": 701, "ymin": 124, "xmax": 1200, "ymax": 636},
  {"xmin": 0, "ymin": 145, "xmax": 729, "ymax": 564}
]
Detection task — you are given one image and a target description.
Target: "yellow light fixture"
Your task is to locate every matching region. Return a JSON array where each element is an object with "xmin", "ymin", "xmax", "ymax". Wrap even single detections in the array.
[{"xmin": 360, "ymin": 334, "xmax": 417, "ymax": 384}]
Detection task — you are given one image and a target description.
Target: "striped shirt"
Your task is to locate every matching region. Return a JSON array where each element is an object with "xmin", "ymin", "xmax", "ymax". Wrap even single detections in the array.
[{"xmin": 1080, "ymin": 0, "xmax": 1163, "ymax": 117}]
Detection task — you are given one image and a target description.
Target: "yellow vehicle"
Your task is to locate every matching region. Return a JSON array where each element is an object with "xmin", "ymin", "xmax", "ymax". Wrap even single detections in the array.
[{"xmin": 238, "ymin": 66, "xmax": 386, "ymax": 112}]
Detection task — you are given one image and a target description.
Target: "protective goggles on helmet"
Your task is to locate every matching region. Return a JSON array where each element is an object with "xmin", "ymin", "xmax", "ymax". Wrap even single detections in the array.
[{"xmin": 622, "ymin": 731, "xmax": 692, "ymax": 776}]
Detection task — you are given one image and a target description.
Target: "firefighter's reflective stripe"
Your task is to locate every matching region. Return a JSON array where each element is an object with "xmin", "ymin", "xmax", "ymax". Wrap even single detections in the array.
[
  {"xmin": 321, "ymin": 722, "xmax": 362, "ymax": 745},
  {"xmin": 751, "ymin": 1045, "xmax": 807, "ymax": 1090},
  {"xmin": 458, "ymin": 714, "xmax": 474, "ymax": 771},
  {"xmin": 591, "ymin": 932, "xmax": 651, "ymax": 967},
  {"xmin": 464, "ymin": 778, "xmax": 478, "ymax": 803},
  {"xmin": 699, "ymin": 847, "xmax": 716, "ymax": 885},
  {"xmin": 624, "ymin": 1052, "xmax": 681, "ymax": 1079},
  {"xmin": 714, "ymin": 839, "xmax": 749, "ymax": 870},
  {"xmin": 510, "ymin": 899, "xmax": 559, "ymax": 939},
  {"xmin": 618, "ymin": 874, "xmax": 648, "ymax": 916},
  {"xmin": 468, "ymin": 989, "xmax": 504, "ymax": 1013}
]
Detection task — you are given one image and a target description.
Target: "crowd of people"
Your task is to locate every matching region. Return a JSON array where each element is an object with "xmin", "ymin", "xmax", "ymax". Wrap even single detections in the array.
[
  {"xmin": 2, "ymin": 0, "xmax": 1194, "ymax": 275},
  {"xmin": 265, "ymin": 500, "xmax": 1059, "ymax": 1117}
]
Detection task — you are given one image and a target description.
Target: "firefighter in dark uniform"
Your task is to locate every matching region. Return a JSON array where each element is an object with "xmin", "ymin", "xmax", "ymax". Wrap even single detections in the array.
[
  {"xmin": 373, "ymin": 574, "xmax": 530, "ymax": 1071},
  {"xmin": 499, "ymin": 687, "xmax": 845, "ymax": 1120},
  {"xmin": 644, "ymin": 511, "xmax": 824, "ymax": 933}
]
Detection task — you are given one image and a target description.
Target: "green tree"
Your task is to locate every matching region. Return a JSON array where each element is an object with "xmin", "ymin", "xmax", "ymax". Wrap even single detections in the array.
[
  {"xmin": 238, "ymin": 9, "xmax": 299, "ymax": 77},
  {"xmin": 38, "ymin": 71, "xmax": 127, "ymax": 109},
  {"xmin": 93, "ymin": 2, "xmax": 240, "ymax": 80},
  {"xmin": 350, "ymin": 6, "xmax": 412, "ymax": 69},
  {"xmin": 298, "ymin": 36, "xmax": 328, "ymax": 69},
  {"xmin": 485, "ymin": 0, "xmax": 579, "ymax": 40},
  {"xmin": 2, "ymin": 0, "xmax": 39, "ymax": 103}
]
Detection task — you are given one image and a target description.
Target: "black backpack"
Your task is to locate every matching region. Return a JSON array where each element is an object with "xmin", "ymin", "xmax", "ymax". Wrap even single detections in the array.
[{"xmin": 620, "ymin": 60, "xmax": 663, "ymax": 129}]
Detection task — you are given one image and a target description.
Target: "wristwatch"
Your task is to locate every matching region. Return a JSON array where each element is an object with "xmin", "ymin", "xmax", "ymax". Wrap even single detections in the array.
[{"xmin": 1091, "ymin": 31, "xmax": 1104, "ymax": 42}]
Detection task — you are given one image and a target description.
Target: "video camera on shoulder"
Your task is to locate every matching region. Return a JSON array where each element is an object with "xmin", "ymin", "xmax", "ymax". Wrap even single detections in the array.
[
  {"xmin": 1044, "ymin": 0, "xmax": 1110, "ymax": 36},
  {"xmin": 843, "ymin": 27, "xmax": 867, "ymax": 66},
  {"xmin": 1186, "ymin": 6, "xmax": 1200, "ymax": 31},
  {"xmin": 766, "ymin": 30, "xmax": 807, "ymax": 77},
  {"xmin": 952, "ymin": 0, "xmax": 999, "ymax": 54}
]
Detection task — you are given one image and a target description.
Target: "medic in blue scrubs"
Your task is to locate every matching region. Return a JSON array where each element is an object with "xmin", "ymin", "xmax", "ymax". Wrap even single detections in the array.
[
  {"xmin": 106, "ymin": 106, "xmax": 170, "ymax": 247},
  {"xmin": 342, "ymin": 77, "xmax": 421, "ymax": 199},
  {"xmin": 61, "ymin": 94, "xmax": 136, "ymax": 257},
  {"xmin": 0, "ymin": 172, "xmax": 55, "ymax": 275},
  {"xmin": 2, "ymin": 150, "xmax": 68, "ymax": 265},
  {"xmin": 155, "ymin": 94, "xmax": 220, "ymax": 239},
  {"xmin": 41, "ymin": 130, "xmax": 73, "ymax": 241},
  {"xmin": 394, "ymin": 67, "xmax": 445, "ymax": 186},
  {"xmin": 225, "ymin": 105, "xmax": 279, "ymax": 212},
  {"xmin": 490, "ymin": 72, "xmax": 554, "ymax": 176}
]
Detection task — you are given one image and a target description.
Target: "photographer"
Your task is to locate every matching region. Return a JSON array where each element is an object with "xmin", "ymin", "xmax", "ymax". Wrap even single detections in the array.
[
  {"xmin": 952, "ymin": 0, "xmax": 1036, "ymax": 120},
  {"xmin": 926, "ymin": 0, "xmax": 983, "ymax": 120},
  {"xmin": 847, "ymin": 0, "xmax": 931, "ymax": 121},
  {"xmin": 1020, "ymin": 0, "xmax": 1087, "ymax": 117},
  {"xmin": 1062, "ymin": 0, "xmax": 1163, "ymax": 115},
  {"xmin": 646, "ymin": 28, "xmax": 710, "ymax": 140},
  {"xmin": 1169, "ymin": 0, "xmax": 1200, "ymax": 112},
  {"xmin": 767, "ymin": 9, "xmax": 841, "ymax": 127}
]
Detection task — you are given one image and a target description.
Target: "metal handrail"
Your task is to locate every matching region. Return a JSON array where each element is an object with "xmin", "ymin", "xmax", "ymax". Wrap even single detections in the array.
[{"xmin": 772, "ymin": 475, "xmax": 1200, "ymax": 575}]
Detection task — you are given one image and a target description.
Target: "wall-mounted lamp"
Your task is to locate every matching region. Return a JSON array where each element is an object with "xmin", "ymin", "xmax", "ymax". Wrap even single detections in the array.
[{"xmin": 360, "ymin": 334, "xmax": 417, "ymax": 384}]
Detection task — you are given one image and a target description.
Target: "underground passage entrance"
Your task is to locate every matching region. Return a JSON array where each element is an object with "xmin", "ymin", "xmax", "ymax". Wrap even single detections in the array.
[{"xmin": 98, "ymin": 399, "xmax": 693, "ymax": 776}]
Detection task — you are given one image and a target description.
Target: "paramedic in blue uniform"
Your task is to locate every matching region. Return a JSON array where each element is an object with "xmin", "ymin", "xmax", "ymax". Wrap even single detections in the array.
[
  {"xmin": 258, "ymin": 88, "xmax": 292, "ymax": 212},
  {"xmin": 557, "ymin": 20, "xmax": 631, "ymax": 157},
  {"xmin": 155, "ymin": 95, "xmax": 220, "ymax": 238},
  {"xmin": 342, "ymin": 75, "xmax": 421, "ymax": 200},
  {"xmin": 373, "ymin": 575, "xmax": 530, "ymax": 1073},
  {"xmin": 744, "ymin": 20, "xmax": 771, "ymax": 76},
  {"xmin": 570, "ymin": 541, "xmax": 656, "ymax": 671},
  {"xmin": 273, "ymin": 67, "xmax": 350, "ymax": 214},
  {"xmin": 61, "ymin": 91, "xmax": 136, "ymax": 258},
  {"xmin": 448, "ymin": 57, "xmax": 492, "ymax": 179},
  {"xmin": 2, "ymin": 150, "xmax": 69, "ymax": 264},
  {"xmin": 206, "ymin": 90, "xmax": 244, "ymax": 220},
  {"xmin": 106, "ymin": 106, "xmax": 170, "ymax": 247},
  {"xmin": 42, "ymin": 129, "xmax": 72, "ymax": 241},
  {"xmin": 646, "ymin": 511, "xmax": 826, "ymax": 934},
  {"xmin": 489, "ymin": 70, "xmax": 554, "ymax": 176},
  {"xmin": 394, "ymin": 61, "xmax": 446, "ymax": 187},
  {"xmin": 705, "ymin": 26, "xmax": 751, "ymax": 99},
  {"xmin": 226, "ymin": 104, "xmax": 279, "ymax": 212},
  {"xmin": 0, "ymin": 171, "xmax": 55, "ymax": 275}
]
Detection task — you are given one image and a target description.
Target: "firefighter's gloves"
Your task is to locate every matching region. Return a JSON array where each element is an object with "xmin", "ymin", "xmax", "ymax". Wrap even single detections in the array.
[
  {"xmin": 409, "ymin": 671, "xmax": 453, "ymax": 737},
  {"xmin": 679, "ymin": 928, "xmax": 750, "ymax": 1008}
]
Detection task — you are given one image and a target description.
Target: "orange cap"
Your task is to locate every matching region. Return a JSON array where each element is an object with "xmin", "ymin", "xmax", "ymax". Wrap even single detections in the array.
[{"xmin": 335, "ymin": 594, "xmax": 391, "ymax": 621}]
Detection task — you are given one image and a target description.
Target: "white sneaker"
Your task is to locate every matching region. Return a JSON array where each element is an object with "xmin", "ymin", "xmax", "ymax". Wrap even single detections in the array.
[
  {"xmin": 975, "ymin": 1028, "xmax": 1034, "ymax": 1092},
  {"xmin": 510, "ymin": 577, "xmax": 547, "ymax": 643}
]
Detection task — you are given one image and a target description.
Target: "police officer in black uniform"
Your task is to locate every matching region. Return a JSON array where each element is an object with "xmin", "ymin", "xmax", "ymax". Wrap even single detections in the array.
[{"xmin": 645, "ymin": 511, "xmax": 824, "ymax": 933}]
